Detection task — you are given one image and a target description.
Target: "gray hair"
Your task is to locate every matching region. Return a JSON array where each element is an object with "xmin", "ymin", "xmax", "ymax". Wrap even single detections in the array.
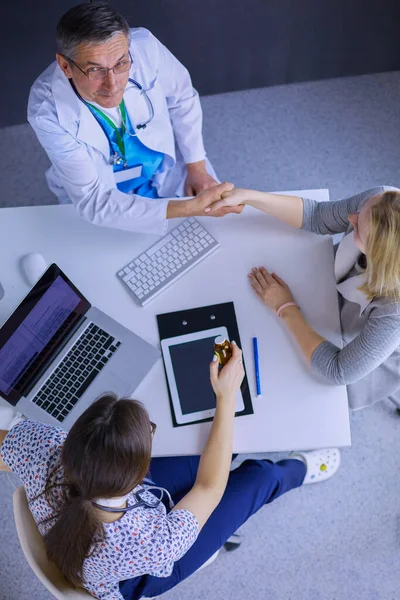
[{"xmin": 56, "ymin": 3, "xmax": 131, "ymax": 59}]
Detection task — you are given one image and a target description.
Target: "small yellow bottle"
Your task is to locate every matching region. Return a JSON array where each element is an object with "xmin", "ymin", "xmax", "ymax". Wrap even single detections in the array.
[{"xmin": 214, "ymin": 335, "xmax": 232, "ymax": 366}]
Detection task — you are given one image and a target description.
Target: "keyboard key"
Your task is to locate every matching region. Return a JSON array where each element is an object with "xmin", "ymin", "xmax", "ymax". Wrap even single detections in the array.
[{"xmin": 75, "ymin": 369, "xmax": 99, "ymax": 398}]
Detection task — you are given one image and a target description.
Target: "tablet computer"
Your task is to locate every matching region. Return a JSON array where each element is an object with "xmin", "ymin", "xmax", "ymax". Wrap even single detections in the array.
[{"xmin": 161, "ymin": 326, "xmax": 245, "ymax": 425}]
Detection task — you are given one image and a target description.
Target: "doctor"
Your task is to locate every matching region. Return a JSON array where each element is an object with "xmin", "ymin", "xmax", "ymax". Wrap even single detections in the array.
[
  {"xmin": 28, "ymin": 3, "xmax": 241, "ymax": 235},
  {"xmin": 209, "ymin": 186, "xmax": 400, "ymax": 411}
]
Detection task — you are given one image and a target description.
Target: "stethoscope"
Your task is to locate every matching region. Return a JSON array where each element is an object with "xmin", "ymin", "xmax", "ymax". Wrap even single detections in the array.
[
  {"xmin": 91, "ymin": 486, "xmax": 174, "ymax": 514},
  {"xmin": 71, "ymin": 78, "xmax": 155, "ymax": 167}
]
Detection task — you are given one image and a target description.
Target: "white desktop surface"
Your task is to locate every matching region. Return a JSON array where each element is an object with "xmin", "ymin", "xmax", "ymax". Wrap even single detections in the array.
[{"xmin": 0, "ymin": 190, "xmax": 351, "ymax": 453}]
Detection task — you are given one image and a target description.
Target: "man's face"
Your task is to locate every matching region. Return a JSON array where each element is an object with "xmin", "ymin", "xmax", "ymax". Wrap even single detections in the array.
[{"xmin": 57, "ymin": 33, "xmax": 130, "ymax": 108}]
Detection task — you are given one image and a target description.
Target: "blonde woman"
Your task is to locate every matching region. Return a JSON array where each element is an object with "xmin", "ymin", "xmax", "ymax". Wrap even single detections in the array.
[{"xmin": 208, "ymin": 187, "xmax": 400, "ymax": 410}]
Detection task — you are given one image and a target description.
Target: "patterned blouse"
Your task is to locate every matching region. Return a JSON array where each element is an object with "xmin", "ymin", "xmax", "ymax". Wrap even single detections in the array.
[{"xmin": 1, "ymin": 421, "xmax": 199, "ymax": 599}]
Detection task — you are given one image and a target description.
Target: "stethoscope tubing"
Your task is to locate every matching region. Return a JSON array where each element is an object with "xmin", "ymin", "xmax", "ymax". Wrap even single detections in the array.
[{"xmin": 71, "ymin": 78, "xmax": 154, "ymax": 166}]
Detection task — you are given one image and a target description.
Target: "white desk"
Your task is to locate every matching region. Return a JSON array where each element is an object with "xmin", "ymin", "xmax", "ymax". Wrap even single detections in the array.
[{"xmin": 0, "ymin": 190, "xmax": 351, "ymax": 453}]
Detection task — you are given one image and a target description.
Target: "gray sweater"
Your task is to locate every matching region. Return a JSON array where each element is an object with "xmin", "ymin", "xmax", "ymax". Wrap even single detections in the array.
[{"xmin": 301, "ymin": 187, "xmax": 400, "ymax": 410}]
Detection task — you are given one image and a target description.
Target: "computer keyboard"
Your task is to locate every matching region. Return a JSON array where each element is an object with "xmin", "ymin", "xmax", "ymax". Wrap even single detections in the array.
[
  {"xmin": 32, "ymin": 323, "xmax": 121, "ymax": 423},
  {"xmin": 117, "ymin": 218, "xmax": 220, "ymax": 306}
]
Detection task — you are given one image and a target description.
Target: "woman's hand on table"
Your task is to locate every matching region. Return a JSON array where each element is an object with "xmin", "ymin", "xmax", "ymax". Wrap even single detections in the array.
[
  {"xmin": 248, "ymin": 267, "xmax": 295, "ymax": 314},
  {"xmin": 210, "ymin": 342, "xmax": 244, "ymax": 404},
  {"xmin": 249, "ymin": 267, "xmax": 326, "ymax": 362}
]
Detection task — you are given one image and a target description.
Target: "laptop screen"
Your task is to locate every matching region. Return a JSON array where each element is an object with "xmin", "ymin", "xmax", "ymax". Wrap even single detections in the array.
[{"xmin": 0, "ymin": 264, "xmax": 90, "ymax": 406}]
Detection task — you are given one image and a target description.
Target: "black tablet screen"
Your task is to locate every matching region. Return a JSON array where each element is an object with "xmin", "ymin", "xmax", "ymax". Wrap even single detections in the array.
[{"xmin": 169, "ymin": 335, "xmax": 217, "ymax": 414}]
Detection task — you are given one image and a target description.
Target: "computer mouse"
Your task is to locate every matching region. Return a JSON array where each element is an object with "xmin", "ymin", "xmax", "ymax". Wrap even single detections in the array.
[{"xmin": 20, "ymin": 253, "xmax": 49, "ymax": 287}]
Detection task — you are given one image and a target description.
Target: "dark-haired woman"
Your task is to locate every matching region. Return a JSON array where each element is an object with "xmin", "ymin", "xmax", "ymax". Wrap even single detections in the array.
[{"xmin": 0, "ymin": 343, "xmax": 339, "ymax": 599}]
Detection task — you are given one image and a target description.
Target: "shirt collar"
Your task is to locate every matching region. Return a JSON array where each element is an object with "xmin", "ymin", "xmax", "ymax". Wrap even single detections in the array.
[{"xmin": 335, "ymin": 230, "xmax": 372, "ymax": 315}]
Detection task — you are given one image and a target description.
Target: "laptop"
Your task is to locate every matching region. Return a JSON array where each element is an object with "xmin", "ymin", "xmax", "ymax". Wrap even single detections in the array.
[{"xmin": 0, "ymin": 264, "xmax": 160, "ymax": 429}]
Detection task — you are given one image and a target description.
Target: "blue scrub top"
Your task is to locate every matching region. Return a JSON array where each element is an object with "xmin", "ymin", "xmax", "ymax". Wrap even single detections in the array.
[{"xmin": 87, "ymin": 104, "xmax": 164, "ymax": 198}]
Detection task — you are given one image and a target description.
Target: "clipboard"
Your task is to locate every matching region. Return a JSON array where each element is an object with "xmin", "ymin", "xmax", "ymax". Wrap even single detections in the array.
[{"xmin": 157, "ymin": 302, "xmax": 253, "ymax": 427}]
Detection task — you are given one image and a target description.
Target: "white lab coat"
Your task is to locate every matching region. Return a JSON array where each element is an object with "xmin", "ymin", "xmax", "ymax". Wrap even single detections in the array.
[{"xmin": 28, "ymin": 28, "xmax": 216, "ymax": 235}]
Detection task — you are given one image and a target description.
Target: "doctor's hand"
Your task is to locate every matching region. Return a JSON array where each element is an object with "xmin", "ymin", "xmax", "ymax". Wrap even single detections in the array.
[
  {"xmin": 166, "ymin": 182, "xmax": 243, "ymax": 219},
  {"xmin": 249, "ymin": 267, "xmax": 295, "ymax": 313},
  {"xmin": 206, "ymin": 188, "xmax": 250, "ymax": 213},
  {"xmin": 166, "ymin": 182, "xmax": 243, "ymax": 220},
  {"xmin": 189, "ymin": 182, "xmax": 244, "ymax": 217},
  {"xmin": 184, "ymin": 160, "xmax": 218, "ymax": 196}
]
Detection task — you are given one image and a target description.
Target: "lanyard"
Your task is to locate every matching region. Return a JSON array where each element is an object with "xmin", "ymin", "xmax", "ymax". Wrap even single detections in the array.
[{"xmin": 88, "ymin": 100, "xmax": 128, "ymax": 159}]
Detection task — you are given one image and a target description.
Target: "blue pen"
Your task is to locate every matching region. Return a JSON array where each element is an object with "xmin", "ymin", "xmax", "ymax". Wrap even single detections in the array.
[{"xmin": 252, "ymin": 337, "xmax": 262, "ymax": 397}]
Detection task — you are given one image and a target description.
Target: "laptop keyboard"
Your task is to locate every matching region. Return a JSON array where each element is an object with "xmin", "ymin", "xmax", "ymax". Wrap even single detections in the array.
[{"xmin": 32, "ymin": 323, "xmax": 121, "ymax": 423}]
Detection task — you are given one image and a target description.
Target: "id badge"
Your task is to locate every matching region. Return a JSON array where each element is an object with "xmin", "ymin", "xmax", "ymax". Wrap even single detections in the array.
[{"xmin": 114, "ymin": 165, "xmax": 142, "ymax": 184}]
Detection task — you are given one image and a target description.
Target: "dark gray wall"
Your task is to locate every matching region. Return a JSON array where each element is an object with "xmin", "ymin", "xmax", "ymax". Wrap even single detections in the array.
[{"xmin": 3, "ymin": 0, "xmax": 400, "ymax": 127}]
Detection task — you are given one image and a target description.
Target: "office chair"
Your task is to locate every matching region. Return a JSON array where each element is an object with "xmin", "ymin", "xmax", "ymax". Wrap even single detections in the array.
[
  {"xmin": 13, "ymin": 486, "xmax": 92, "ymax": 598},
  {"xmin": 13, "ymin": 486, "xmax": 220, "ymax": 599}
]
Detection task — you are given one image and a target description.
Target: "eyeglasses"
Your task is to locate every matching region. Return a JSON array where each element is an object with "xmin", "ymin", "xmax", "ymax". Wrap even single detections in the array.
[
  {"xmin": 65, "ymin": 53, "xmax": 133, "ymax": 80},
  {"xmin": 150, "ymin": 421, "xmax": 157, "ymax": 437}
]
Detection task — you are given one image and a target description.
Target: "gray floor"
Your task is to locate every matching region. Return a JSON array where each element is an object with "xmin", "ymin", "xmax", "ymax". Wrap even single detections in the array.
[{"xmin": 1, "ymin": 71, "xmax": 400, "ymax": 600}]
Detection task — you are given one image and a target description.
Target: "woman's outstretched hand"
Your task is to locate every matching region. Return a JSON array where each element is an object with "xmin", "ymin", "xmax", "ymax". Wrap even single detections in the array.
[{"xmin": 205, "ymin": 188, "xmax": 249, "ymax": 213}]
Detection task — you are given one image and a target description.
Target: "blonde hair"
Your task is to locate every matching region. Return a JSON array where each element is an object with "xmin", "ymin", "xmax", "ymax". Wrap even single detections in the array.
[{"xmin": 359, "ymin": 191, "xmax": 400, "ymax": 300}]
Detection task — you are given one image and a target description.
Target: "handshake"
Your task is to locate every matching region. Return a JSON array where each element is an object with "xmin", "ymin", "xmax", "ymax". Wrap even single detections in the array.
[{"xmin": 187, "ymin": 182, "xmax": 247, "ymax": 219}]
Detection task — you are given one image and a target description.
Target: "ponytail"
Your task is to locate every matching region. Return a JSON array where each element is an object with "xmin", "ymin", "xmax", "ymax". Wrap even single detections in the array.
[{"xmin": 44, "ymin": 485, "xmax": 103, "ymax": 587}]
